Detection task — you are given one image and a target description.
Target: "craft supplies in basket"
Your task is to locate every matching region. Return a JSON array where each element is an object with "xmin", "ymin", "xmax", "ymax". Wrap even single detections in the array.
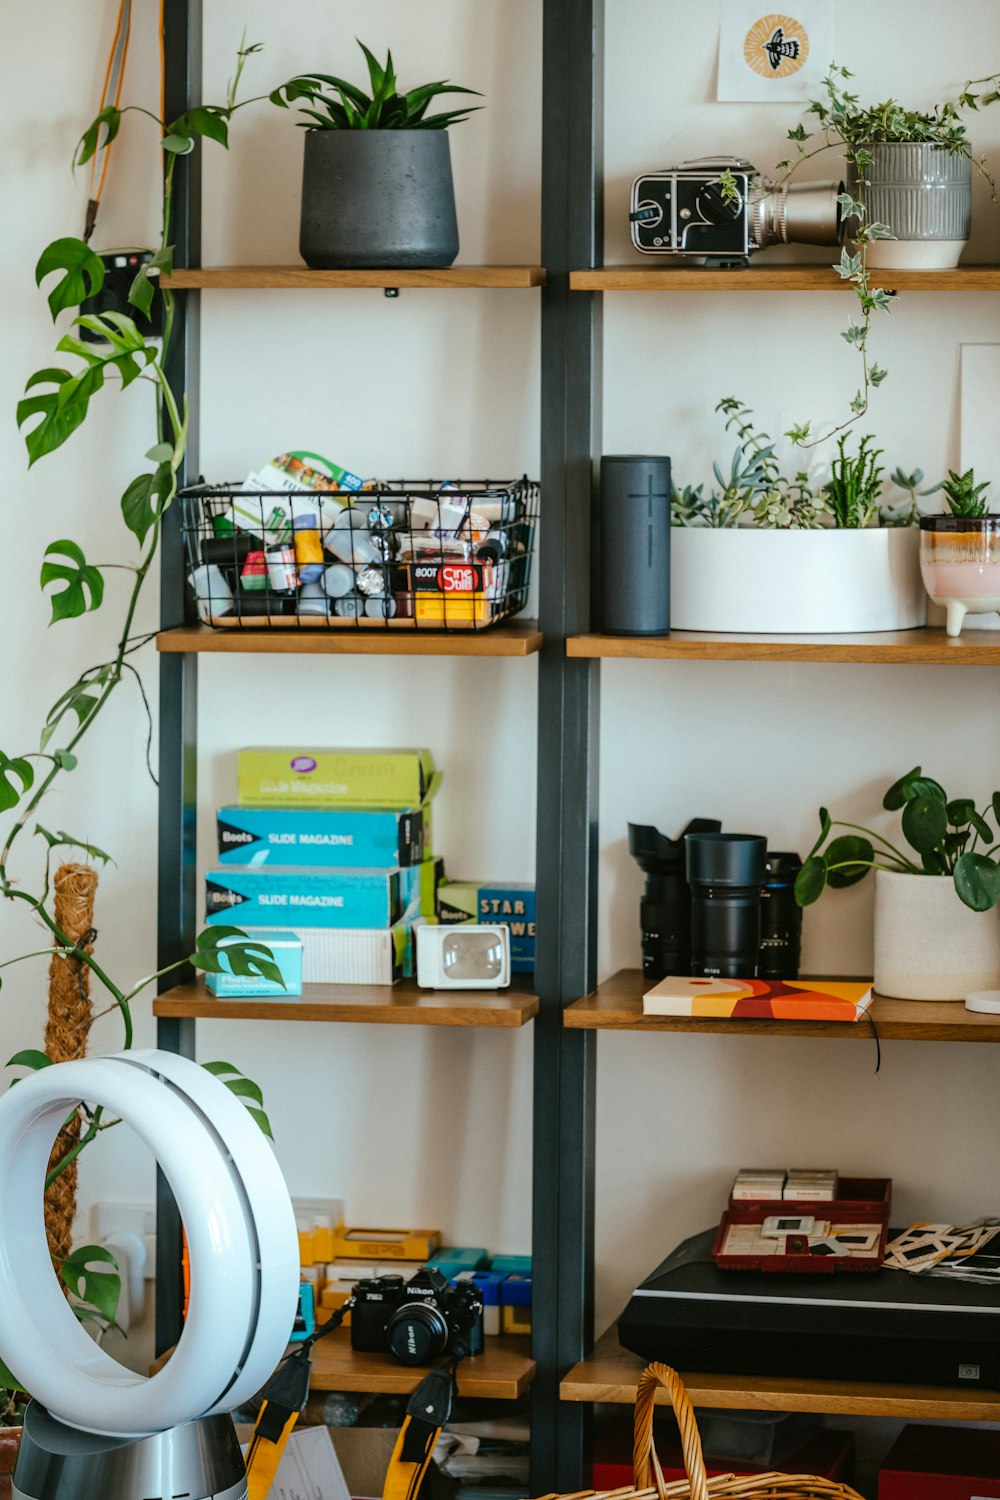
[
  {"xmin": 535, "ymin": 1364, "xmax": 864, "ymax": 1500},
  {"xmin": 182, "ymin": 478, "xmax": 538, "ymax": 632}
]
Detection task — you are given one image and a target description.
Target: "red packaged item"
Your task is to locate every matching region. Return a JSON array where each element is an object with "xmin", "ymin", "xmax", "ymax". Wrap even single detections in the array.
[
  {"xmin": 592, "ymin": 1429, "xmax": 855, "ymax": 1489},
  {"xmin": 879, "ymin": 1425, "xmax": 1000, "ymax": 1500},
  {"xmin": 713, "ymin": 1176, "xmax": 892, "ymax": 1274}
]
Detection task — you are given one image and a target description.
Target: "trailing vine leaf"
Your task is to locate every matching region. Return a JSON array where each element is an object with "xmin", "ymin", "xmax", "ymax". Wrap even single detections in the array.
[
  {"xmin": 35, "ymin": 239, "xmax": 106, "ymax": 320},
  {"xmin": 201, "ymin": 1059, "xmax": 274, "ymax": 1139},
  {"xmin": 121, "ymin": 463, "xmax": 174, "ymax": 544},
  {"xmin": 74, "ymin": 106, "xmax": 122, "ymax": 167},
  {"xmin": 41, "ymin": 540, "xmax": 105, "ymax": 623},
  {"xmin": 162, "ymin": 132, "xmax": 195, "ymax": 155},
  {"xmin": 40, "ymin": 666, "xmax": 114, "ymax": 750},
  {"xmin": 129, "ymin": 247, "xmax": 174, "ymax": 319},
  {"xmin": 191, "ymin": 925, "xmax": 282, "ymax": 985},
  {"xmin": 60, "ymin": 1244, "xmax": 121, "ymax": 1327},
  {"xmin": 53, "ymin": 750, "xmax": 77, "ymax": 770},
  {"xmin": 6, "ymin": 1049, "xmax": 53, "ymax": 1071},
  {"xmin": 0, "ymin": 751, "xmax": 34, "ymax": 812},
  {"xmin": 173, "ymin": 105, "xmax": 231, "ymax": 148},
  {"xmin": 17, "ymin": 368, "xmax": 89, "ymax": 465},
  {"xmin": 19, "ymin": 327, "xmax": 156, "ymax": 465},
  {"xmin": 34, "ymin": 826, "xmax": 113, "ymax": 865}
]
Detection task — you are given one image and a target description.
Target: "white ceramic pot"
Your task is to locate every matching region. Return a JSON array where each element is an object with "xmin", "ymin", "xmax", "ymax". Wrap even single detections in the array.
[
  {"xmin": 670, "ymin": 527, "xmax": 924, "ymax": 634},
  {"xmin": 873, "ymin": 869, "xmax": 1000, "ymax": 1001}
]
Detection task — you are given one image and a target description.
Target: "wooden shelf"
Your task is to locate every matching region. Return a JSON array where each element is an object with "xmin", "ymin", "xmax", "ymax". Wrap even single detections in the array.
[
  {"xmin": 156, "ymin": 1330, "xmax": 533, "ymax": 1400},
  {"xmin": 310, "ymin": 1329, "xmax": 533, "ymax": 1398},
  {"xmin": 560, "ymin": 1327, "xmax": 1000, "ymax": 1420},
  {"xmin": 163, "ymin": 265, "xmax": 546, "ymax": 290},
  {"xmin": 566, "ymin": 627, "xmax": 1000, "ymax": 665},
  {"xmin": 156, "ymin": 622, "xmax": 542, "ymax": 656},
  {"xmin": 570, "ymin": 264, "xmax": 1000, "ymax": 292},
  {"xmin": 153, "ymin": 976, "xmax": 538, "ymax": 1028},
  {"xmin": 566, "ymin": 970, "xmax": 1000, "ymax": 1042}
]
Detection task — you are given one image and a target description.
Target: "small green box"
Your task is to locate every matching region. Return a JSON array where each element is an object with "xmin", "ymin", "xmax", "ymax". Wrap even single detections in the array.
[{"xmin": 238, "ymin": 747, "xmax": 439, "ymax": 810}]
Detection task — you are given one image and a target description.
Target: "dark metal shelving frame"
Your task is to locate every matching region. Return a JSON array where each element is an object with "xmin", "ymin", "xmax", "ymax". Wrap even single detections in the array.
[{"xmin": 154, "ymin": 0, "xmax": 603, "ymax": 1491}]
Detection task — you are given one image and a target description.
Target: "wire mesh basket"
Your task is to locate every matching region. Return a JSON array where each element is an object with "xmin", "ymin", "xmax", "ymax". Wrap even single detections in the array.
[{"xmin": 181, "ymin": 477, "xmax": 538, "ymax": 632}]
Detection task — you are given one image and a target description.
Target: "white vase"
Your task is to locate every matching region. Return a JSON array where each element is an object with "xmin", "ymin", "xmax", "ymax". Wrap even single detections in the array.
[
  {"xmin": 670, "ymin": 527, "xmax": 924, "ymax": 634},
  {"xmin": 873, "ymin": 869, "xmax": 1000, "ymax": 1001}
]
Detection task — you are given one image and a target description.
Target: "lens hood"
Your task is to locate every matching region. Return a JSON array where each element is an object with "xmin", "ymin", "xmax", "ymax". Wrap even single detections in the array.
[{"xmin": 685, "ymin": 832, "xmax": 767, "ymax": 888}]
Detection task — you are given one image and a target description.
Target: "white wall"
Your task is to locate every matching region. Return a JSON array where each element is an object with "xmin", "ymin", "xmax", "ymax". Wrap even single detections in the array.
[{"xmin": 3, "ymin": 0, "xmax": 1000, "ymax": 1474}]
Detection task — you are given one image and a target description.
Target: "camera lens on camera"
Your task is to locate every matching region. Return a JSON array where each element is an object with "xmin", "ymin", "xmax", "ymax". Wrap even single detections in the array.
[
  {"xmin": 386, "ymin": 1301, "xmax": 451, "ymax": 1365},
  {"xmin": 758, "ymin": 850, "xmax": 804, "ymax": 979},
  {"xmin": 685, "ymin": 832, "xmax": 767, "ymax": 978},
  {"xmin": 628, "ymin": 819, "xmax": 722, "ymax": 981}
]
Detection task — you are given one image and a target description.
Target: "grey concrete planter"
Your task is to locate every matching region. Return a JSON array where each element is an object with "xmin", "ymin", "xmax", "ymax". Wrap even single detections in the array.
[
  {"xmin": 299, "ymin": 131, "xmax": 460, "ymax": 270},
  {"xmin": 848, "ymin": 143, "xmax": 971, "ymax": 269}
]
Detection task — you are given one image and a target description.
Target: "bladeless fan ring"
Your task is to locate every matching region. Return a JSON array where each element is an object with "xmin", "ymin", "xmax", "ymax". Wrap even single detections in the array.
[{"xmin": 0, "ymin": 1050, "xmax": 299, "ymax": 1498}]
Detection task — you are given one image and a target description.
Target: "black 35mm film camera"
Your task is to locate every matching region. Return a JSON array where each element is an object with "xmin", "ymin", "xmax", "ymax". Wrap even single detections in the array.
[
  {"xmin": 629, "ymin": 157, "xmax": 843, "ymax": 266},
  {"xmin": 350, "ymin": 1267, "xmax": 484, "ymax": 1365}
]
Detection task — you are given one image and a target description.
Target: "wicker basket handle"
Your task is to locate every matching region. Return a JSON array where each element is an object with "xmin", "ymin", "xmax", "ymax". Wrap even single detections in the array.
[{"xmin": 633, "ymin": 1364, "xmax": 708, "ymax": 1500}]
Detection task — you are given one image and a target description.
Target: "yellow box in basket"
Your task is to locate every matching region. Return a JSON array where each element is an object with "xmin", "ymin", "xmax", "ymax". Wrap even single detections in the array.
[
  {"xmin": 329, "ymin": 1225, "xmax": 440, "ymax": 1260},
  {"xmin": 414, "ymin": 595, "xmax": 491, "ymax": 625}
]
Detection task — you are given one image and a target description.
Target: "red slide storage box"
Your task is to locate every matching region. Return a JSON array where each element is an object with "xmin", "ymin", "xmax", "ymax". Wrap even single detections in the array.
[{"xmin": 879, "ymin": 1425, "xmax": 1000, "ymax": 1500}]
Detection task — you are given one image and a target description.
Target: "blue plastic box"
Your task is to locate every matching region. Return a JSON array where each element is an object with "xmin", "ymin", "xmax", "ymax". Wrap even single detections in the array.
[{"xmin": 205, "ymin": 929, "xmax": 303, "ymax": 997}]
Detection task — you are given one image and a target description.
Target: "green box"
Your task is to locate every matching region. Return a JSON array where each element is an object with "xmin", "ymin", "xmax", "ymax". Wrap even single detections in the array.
[{"xmin": 238, "ymin": 747, "xmax": 439, "ymax": 810}]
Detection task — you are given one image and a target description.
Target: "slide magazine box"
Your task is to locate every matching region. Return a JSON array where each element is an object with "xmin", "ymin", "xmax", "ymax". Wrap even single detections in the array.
[
  {"xmin": 237, "ymin": 747, "xmax": 438, "ymax": 809},
  {"xmin": 216, "ymin": 805, "xmax": 426, "ymax": 869},
  {"xmin": 244, "ymin": 921, "xmax": 414, "ymax": 984},
  {"xmin": 437, "ymin": 881, "xmax": 535, "ymax": 972},
  {"xmin": 206, "ymin": 868, "xmax": 402, "ymax": 929}
]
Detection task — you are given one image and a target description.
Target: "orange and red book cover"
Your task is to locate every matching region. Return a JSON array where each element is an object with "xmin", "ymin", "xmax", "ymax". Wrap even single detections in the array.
[{"xmin": 642, "ymin": 975, "xmax": 873, "ymax": 1022}]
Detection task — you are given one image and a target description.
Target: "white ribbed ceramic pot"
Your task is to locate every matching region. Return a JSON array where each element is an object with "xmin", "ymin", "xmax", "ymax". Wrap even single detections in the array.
[
  {"xmin": 848, "ymin": 143, "xmax": 971, "ymax": 270},
  {"xmin": 873, "ymin": 869, "xmax": 1000, "ymax": 1001}
]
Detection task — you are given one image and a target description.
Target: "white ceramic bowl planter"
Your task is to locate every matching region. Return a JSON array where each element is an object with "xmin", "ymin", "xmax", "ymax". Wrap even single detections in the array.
[
  {"xmin": 873, "ymin": 870, "xmax": 1000, "ymax": 1001},
  {"xmin": 670, "ymin": 528, "xmax": 924, "ymax": 634}
]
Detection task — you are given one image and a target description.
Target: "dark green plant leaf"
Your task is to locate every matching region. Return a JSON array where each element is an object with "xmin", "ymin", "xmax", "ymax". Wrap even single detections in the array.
[
  {"xmin": 222, "ymin": 1076, "xmax": 264, "ymax": 1105},
  {"xmin": 970, "ymin": 809, "xmax": 993, "ymax": 843},
  {"xmin": 947, "ymin": 798, "xmax": 975, "ymax": 826},
  {"xmin": 201, "ymin": 1061, "xmax": 273, "ymax": 1139},
  {"xmin": 954, "ymin": 852, "xmax": 1000, "ymax": 912},
  {"xmin": 993, "ymin": 791, "xmax": 1000, "ymax": 828},
  {"xmin": 162, "ymin": 132, "xmax": 195, "ymax": 155},
  {"xmin": 824, "ymin": 834, "xmax": 875, "ymax": 888},
  {"xmin": 75, "ymin": 106, "xmax": 121, "ymax": 167},
  {"xmin": 40, "ymin": 540, "xmax": 105, "ymax": 624},
  {"xmin": 921, "ymin": 849, "xmax": 948, "ymax": 874},
  {"xmin": 805, "ymin": 806, "xmax": 832, "ymax": 859},
  {"xmin": 35, "ymin": 239, "xmax": 106, "ymax": 321},
  {"xmin": 17, "ymin": 369, "xmax": 89, "ymax": 465},
  {"xmin": 34, "ymin": 826, "xmax": 113, "ymax": 864},
  {"xmin": 121, "ymin": 463, "xmax": 174, "ymax": 545},
  {"xmin": 174, "ymin": 106, "xmax": 230, "ymax": 148},
  {"xmin": 794, "ymin": 854, "xmax": 828, "ymax": 905},
  {"xmin": 129, "ymin": 247, "xmax": 174, "ymax": 319},
  {"xmin": 7, "ymin": 1049, "xmax": 52, "ymax": 1071},
  {"xmin": 883, "ymin": 766, "xmax": 922, "ymax": 810},
  {"xmin": 192, "ymin": 926, "xmax": 282, "ymax": 986},
  {"xmin": 0, "ymin": 752, "xmax": 34, "ymax": 812},
  {"xmin": 200, "ymin": 1058, "xmax": 242, "ymax": 1077},
  {"xmin": 901, "ymin": 793, "xmax": 948, "ymax": 854},
  {"xmin": 60, "ymin": 1244, "xmax": 120, "ymax": 1327}
]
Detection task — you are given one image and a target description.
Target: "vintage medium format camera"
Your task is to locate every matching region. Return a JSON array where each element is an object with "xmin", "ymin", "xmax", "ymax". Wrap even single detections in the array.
[
  {"xmin": 629, "ymin": 157, "xmax": 843, "ymax": 266},
  {"xmin": 350, "ymin": 1267, "xmax": 484, "ymax": 1365}
]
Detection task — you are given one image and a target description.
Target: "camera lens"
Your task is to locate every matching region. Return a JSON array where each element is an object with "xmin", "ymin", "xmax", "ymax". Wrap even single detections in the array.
[
  {"xmin": 386, "ymin": 1301, "xmax": 450, "ymax": 1365},
  {"xmin": 758, "ymin": 850, "xmax": 804, "ymax": 980},
  {"xmin": 685, "ymin": 832, "xmax": 767, "ymax": 978},
  {"xmin": 750, "ymin": 178, "xmax": 844, "ymax": 249},
  {"xmin": 628, "ymin": 819, "xmax": 722, "ymax": 981}
]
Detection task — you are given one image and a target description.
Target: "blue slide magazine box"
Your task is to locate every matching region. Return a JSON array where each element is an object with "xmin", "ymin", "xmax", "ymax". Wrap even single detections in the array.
[
  {"xmin": 216, "ymin": 805, "xmax": 425, "ymax": 869},
  {"xmin": 206, "ymin": 868, "xmax": 401, "ymax": 929}
]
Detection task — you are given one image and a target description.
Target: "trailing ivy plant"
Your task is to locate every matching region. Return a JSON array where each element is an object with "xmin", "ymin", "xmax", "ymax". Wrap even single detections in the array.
[
  {"xmin": 778, "ymin": 64, "xmax": 1000, "ymax": 444},
  {"xmin": 0, "ymin": 42, "xmax": 279, "ymax": 1416},
  {"xmin": 795, "ymin": 766, "xmax": 1000, "ymax": 914}
]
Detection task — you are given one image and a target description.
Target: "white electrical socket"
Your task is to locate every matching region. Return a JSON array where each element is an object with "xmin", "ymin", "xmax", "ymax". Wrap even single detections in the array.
[{"xmin": 91, "ymin": 1203, "xmax": 157, "ymax": 1279}]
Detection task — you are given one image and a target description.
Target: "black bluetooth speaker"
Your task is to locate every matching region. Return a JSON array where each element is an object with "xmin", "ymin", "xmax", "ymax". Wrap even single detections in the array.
[{"xmin": 599, "ymin": 455, "xmax": 671, "ymax": 635}]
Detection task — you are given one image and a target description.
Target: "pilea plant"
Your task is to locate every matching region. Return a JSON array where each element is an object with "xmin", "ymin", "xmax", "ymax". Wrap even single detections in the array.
[
  {"xmin": 0, "ymin": 42, "xmax": 280, "ymax": 1414},
  {"xmin": 795, "ymin": 766, "xmax": 1000, "ymax": 914},
  {"xmin": 778, "ymin": 64, "xmax": 1000, "ymax": 444}
]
